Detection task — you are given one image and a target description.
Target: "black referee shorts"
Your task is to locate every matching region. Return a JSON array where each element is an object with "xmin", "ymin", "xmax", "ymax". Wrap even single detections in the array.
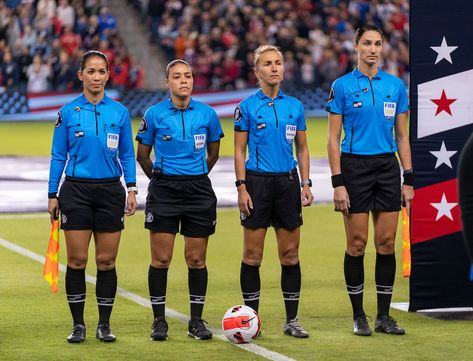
[
  {"xmin": 341, "ymin": 153, "xmax": 401, "ymax": 213},
  {"xmin": 242, "ymin": 170, "xmax": 303, "ymax": 230},
  {"xmin": 144, "ymin": 174, "xmax": 217, "ymax": 237},
  {"xmin": 58, "ymin": 177, "xmax": 126, "ymax": 231}
]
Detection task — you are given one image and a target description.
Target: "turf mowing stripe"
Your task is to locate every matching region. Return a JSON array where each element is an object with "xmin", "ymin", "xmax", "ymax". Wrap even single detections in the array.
[{"xmin": 0, "ymin": 237, "xmax": 296, "ymax": 361}]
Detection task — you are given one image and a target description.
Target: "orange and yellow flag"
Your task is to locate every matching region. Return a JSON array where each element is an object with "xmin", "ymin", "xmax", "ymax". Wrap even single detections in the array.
[
  {"xmin": 401, "ymin": 207, "xmax": 411, "ymax": 278},
  {"xmin": 43, "ymin": 219, "xmax": 59, "ymax": 292}
]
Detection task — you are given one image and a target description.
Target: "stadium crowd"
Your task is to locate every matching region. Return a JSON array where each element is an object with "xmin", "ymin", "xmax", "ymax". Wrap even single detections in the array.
[
  {"xmin": 0, "ymin": 0, "xmax": 143, "ymax": 92},
  {"xmin": 138, "ymin": 0, "xmax": 409, "ymax": 91},
  {"xmin": 1, "ymin": 0, "xmax": 409, "ymax": 93}
]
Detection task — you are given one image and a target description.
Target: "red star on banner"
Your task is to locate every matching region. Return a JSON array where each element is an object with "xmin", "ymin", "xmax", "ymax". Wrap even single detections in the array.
[
  {"xmin": 411, "ymin": 178, "xmax": 462, "ymax": 245},
  {"xmin": 430, "ymin": 89, "xmax": 457, "ymax": 116}
]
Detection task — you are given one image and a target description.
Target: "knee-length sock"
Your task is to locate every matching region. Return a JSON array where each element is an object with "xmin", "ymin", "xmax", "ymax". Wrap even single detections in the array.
[
  {"xmin": 240, "ymin": 261, "xmax": 261, "ymax": 313},
  {"xmin": 66, "ymin": 266, "xmax": 86, "ymax": 325},
  {"xmin": 149, "ymin": 265, "xmax": 168, "ymax": 319},
  {"xmin": 96, "ymin": 268, "xmax": 117, "ymax": 324},
  {"xmin": 281, "ymin": 262, "xmax": 301, "ymax": 321},
  {"xmin": 344, "ymin": 253, "xmax": 365, "ymax": 319}
]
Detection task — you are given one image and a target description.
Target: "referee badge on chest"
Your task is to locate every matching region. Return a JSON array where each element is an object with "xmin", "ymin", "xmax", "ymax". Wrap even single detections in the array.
[
  {"xmin": 383, "ymin": 102, "xmax": 396, "ymax": 120},
  {"xmin": 286, "ymin": 125, "xmax": 297, "ymax": 144},
  {"xmin": 194, "ymin": 133, "xmax": 206, "ymax": 151},
  {"xmin": 107, "ymin": 133, "xmax": 119, "ymax": 150}
]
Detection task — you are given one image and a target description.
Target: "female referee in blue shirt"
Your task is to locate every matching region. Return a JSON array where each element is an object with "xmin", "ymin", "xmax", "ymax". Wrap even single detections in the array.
[
  {"xmin": 234, "ymin": 45, "xmax": 314, "ymax": 338},
  {"xmin": 326, "ymin": 25, "xmax": 414, "ymax": 336},
  {"xmin": 48, "ymin": 50, "xmax": 137, "ymax": 343},
  {"xmin": 136, "ymin": 60, "xmax": 223, "ymax": 341}
]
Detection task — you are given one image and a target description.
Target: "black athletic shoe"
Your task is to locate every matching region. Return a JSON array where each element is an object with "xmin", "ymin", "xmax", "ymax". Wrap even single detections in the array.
[
  {"xmin": 150, "ymin": 316, "xmax": 168, "ymax": 341},
  {"xmin": 67, "ymin": 323, "xmax": 86, "ymax": 343},
  {"xmin": 353, "ymin": 315, "xmax": 372, "ymax": 336},
  {"xmin": 96, "ymin": 323, "xmax": 116, "ymax": 342},
  {"xmin": 374, "ymin": 315, "xmax": 405, "ymax": 335},
  {"xmin": 187, "ymin": 317, "xmax": 212, "ymax": 340},
  {"xmin": 283, "ymin": 318, "xmax": 309, "ymax": 338}
]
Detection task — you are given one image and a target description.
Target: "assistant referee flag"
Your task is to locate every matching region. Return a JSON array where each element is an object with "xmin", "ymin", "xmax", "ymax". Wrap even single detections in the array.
[{"xmin": 43, "ymin": 219, "xmax": 59, "ymax": 293}]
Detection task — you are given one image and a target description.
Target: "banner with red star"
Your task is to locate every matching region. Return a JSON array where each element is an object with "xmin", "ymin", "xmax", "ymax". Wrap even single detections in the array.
[{"xmin": 410, "ymin": 0, "xmax": 473, "ymax": 311}]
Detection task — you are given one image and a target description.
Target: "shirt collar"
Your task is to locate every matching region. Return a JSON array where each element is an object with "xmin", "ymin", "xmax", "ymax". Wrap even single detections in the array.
[
  {"xmin": 78, "ymin": 93, "xmax": 109, "ymax": 106},
  {"xmin": 353, "ymin": 67, "xmax": 383, "ymax": 80},
  {"xmin": 167, "ymin": 98, "xmax": 195, "ymax": 111},
  {"xmin": 256, "ymin": 88, "xmax": 285, "ymax": 101}
]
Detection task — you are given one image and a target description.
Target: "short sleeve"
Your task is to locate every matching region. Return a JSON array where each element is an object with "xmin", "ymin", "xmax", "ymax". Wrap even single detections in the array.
[
  {"xmin": 296, "ymin": 101, "xmax": 306, "ymax": 131},
  {"xmin": 325, "ymin": 79, "xmax": 345, "ymax": 115},
  {"xmin": 207, "ymin": 108, "xmax": 224, "ymax": 143},
  {"xmin": 135, "ymin": 107, "xmax": 156, "ymax": 145},
  {"xmin": 234, "ymin": 102, "xmax": 249, "ymax": 132},
  {"xmin": 396, "ymin": 79, "xmax": 409, "ymax": 114}
]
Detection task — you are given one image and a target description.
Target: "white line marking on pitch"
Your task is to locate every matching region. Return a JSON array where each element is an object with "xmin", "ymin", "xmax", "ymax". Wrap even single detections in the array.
[
  {"xmin": 0, "ymin": 213, "xmax": 49, "ymax": 219},
  {"xmin": 0, "ymin": 237, "xmax": 296, "ymax": 361}
]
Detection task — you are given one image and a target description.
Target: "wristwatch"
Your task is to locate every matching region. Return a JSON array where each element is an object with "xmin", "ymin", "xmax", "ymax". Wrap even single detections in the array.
[
  {"xmin": 127, "ymin": 186, "xmax": 138, "ymax": 194},
  {"xmin": 301, "ymin": 179, "xmax": 312, "ymax": 187},
  {"xmin": 235, "ymin": 179, "xmax": 246, "ymax": 188}
]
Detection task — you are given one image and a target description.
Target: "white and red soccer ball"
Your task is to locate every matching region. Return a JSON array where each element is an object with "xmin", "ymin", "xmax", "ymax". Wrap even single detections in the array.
[{"xmin": 222, "ymin": 305, "xmax": 261, "ymax": 344}]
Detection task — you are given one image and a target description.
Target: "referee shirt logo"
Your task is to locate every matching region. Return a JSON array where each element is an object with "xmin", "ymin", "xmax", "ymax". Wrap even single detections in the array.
[{"xmin": 384, "ymin": 102, "xmax": 396, "ymax": 120}]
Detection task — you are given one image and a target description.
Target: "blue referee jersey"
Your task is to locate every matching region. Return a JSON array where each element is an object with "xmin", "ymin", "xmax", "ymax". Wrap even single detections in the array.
[
  {"xmin": 48, "ymin": 93, "xmax": 136, "ymax": 195},
  {"xmin": 234, "ymin": 89, "xmax": 306, "ymax": 173},
  {"xmin": 326, "ymin": 67, "xmax": 409, "ymax": 155},
  {"xmin": 136, "ymin": 98, "xmax": 224, "ymax": 175}
]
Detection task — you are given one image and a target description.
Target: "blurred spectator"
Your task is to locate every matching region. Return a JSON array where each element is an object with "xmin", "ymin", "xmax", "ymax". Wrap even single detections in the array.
[
  {"xmin": 15, "ymin": 43, "xmax": 31, "ymax": 87},
  {"xmin": 1, "ymin": 50, "xmax": 19, "ymax": 87},
  {"xmin": 127, "ymin": 55, "xmax": 143, "ymax": 89},
  {"xmin": 57, "ymin": 0, "xmax": 75, "ymax": 29},
  {"xmin": 97, "ymin": 7, "xmax": 116, "ymax": 36},
  {"xmin": 26, "ymin": 54, "xmax": 50, "ymax": 92},
  {"xmin": 60, "ymin": 25, "xmax": 81, "ymax": 56},
  {"xmin": 36, "ymin": 0, "xmax": 56, "ymax": 21},
  {"xmin": 111, "ymin": 53, "xmax": 128, "ymax": 89},
  {"xmin": 52, "ymin": 50, "xmax": 75, "ymax": 91}
]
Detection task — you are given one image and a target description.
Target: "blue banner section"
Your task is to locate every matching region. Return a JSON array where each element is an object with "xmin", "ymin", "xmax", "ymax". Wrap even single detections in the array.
[{"xmin": 410, "ymin": 0, "xmax": 473, "ymax": 311}]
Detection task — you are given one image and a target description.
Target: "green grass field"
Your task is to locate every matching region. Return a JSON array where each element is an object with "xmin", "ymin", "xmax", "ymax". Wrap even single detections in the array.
[
  {"xmin": 0, "ymin": 118, "xmax": 329, "ymax": 158},
  {"xmin": 1, "ymin": 207, "xmax": 472, "ymax": 361}
]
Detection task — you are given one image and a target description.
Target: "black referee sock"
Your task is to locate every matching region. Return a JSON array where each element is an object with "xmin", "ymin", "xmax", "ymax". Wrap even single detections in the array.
[
  {"xmin": 188, "ymin": 267, "xmax": 208, "ymax": 319},
  {"xmin": 65, "ymin": 266, "xmax": 86, "ymax": 325},
  {"xmin": 375, "ymin": 252, "xmax": 396, "ymax": 318},
  {"xmin": 281, "ymin": 262, "xmax": 301, "ymax": 321},
  {"xmin": 96, "ymin": 268, "xmax": 117, "ymax": 324},
  {"xmin": 240, "ymin": 262, "xmax": 261, "ymax": 313},
  {"xmin": 148, "ymin": 265, "xmax": 168, "ymax": 319},
  {"xmin": 344, "ymin": 253, "xmax": 365, "ymax": 320}
]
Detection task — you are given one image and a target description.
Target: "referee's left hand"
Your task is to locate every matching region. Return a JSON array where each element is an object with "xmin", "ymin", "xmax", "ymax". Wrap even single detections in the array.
[
  {"xmin": 301, "ymin": 186, "xmax": 314, "ymax": 207},
  {"xmin": 125, "ymin": 192, "xmax": 137, "ymax": 216},
  {"xmin": 402, "ymin": 185, "xmax": 414, "ymax": 216}
]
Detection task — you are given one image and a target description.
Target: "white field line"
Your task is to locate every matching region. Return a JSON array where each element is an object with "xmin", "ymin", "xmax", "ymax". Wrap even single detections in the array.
[
  {"xmin": 0, "ymin": 237, "xmax": 296, "ymax": 361},
  {"xmin": 0, "ymin": 213, "xmax": 49, "ymax": 219}
]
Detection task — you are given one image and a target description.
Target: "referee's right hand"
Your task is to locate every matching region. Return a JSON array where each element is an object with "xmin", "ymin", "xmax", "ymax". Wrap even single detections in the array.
[
  {"xmin": 333, "ymin": 186, "xmax": 350, "ymax": 215},
  {"xmin": 48, "ymin": 198, "xmax": 60, "ymax": 223},
  {"xmin": 238, "ymin": 186, "xmax": 253, "ymax": 217}
]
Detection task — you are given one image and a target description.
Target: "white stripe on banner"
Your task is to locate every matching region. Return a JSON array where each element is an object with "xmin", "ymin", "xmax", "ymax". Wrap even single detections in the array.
[
  {"xmin": 28, "ymin": 90, "xmax": 120, "ymax": 110},
  {"xmin": 0, "ymin": 237, "xmax": 296, "ymax": 361}
]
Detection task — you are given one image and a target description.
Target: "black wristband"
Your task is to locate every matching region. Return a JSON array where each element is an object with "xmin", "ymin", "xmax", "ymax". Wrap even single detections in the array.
[
  {"xmin": 235, "ymin": 179, "xmax": 246, "ymax": 188},
  {"xmin": 331, "ymin": 174, "xmax": 345, "ymax": 188},
  {"xmin": 403, "ymin": 170, "xmax": 415, "ymax": 186},
  {"xmin": 48, "ymin": 192, "xmax": 58, "ymax": 199}
]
